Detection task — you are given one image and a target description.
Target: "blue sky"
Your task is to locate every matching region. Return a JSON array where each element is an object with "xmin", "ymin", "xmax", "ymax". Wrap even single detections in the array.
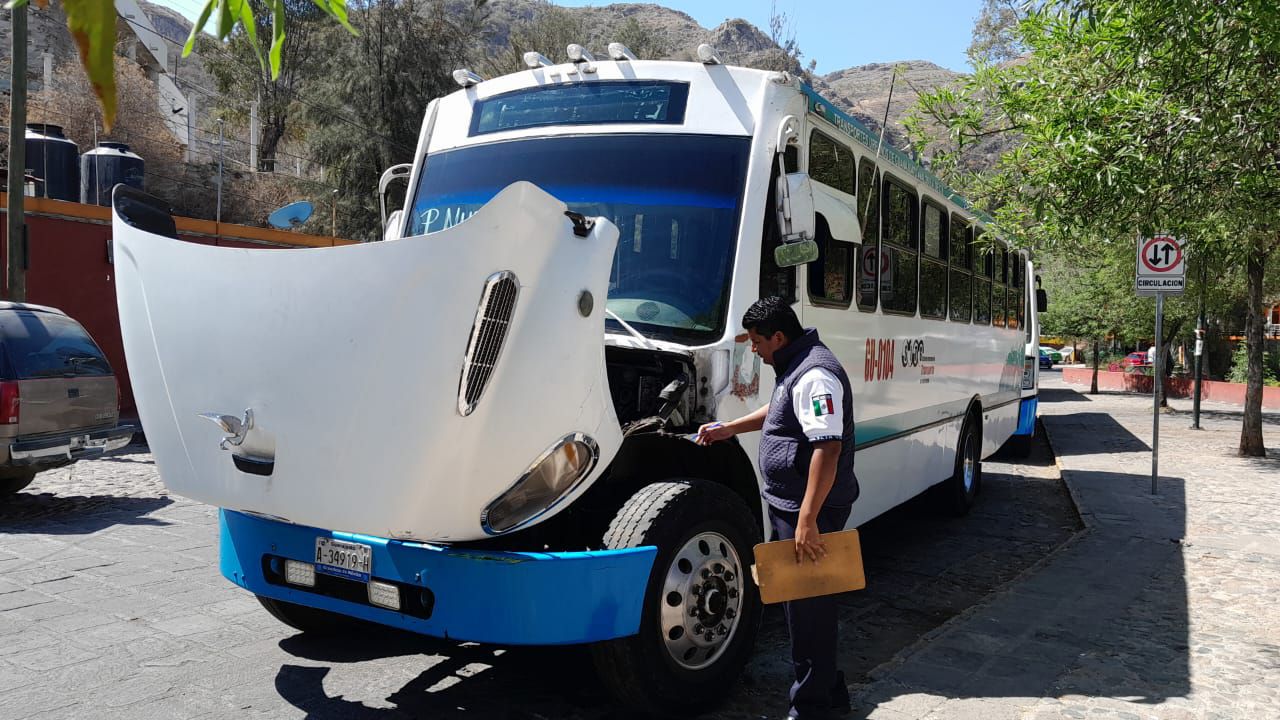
[
  {"xmin": 553, "ymin": 0, "xmax": 984, "ymax": 73},
  {"xmin": 152, "ymin": 0, "xmax": 983, "ymax": 74}
]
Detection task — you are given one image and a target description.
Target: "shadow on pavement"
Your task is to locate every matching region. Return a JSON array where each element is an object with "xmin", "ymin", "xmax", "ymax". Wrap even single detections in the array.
[
  {"xmin": 1039, "ymin": 386, "xmax": 1093, "ymax": 404},
  {"xmin": 270, "ymin": 430, "xmax": 1082, "ymax": 720},
  {"xmin": 0, "ymin": 493, "xmax": 172, "ymax": 533},
  {"xmin": 851, "ymin": 469, "xmax": 1188, "ymax": 713}
]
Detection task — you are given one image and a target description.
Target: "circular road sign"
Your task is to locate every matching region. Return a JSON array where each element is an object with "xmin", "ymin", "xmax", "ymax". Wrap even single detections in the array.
[{"xmin": 1140, "ymin": 235, "xmax": 1182, "ymax": 273}]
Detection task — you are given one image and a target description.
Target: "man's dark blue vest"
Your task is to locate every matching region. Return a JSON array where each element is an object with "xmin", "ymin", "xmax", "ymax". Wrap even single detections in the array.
[{"xmin": 759, "ymin": 329, "xmax": 858, "ymax": 511}]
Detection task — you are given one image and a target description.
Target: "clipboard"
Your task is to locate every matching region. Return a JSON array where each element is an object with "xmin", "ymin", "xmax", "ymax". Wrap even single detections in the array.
[{"xmin": 750, "ymin": 528, "xmax": 865, "ymax": 604}]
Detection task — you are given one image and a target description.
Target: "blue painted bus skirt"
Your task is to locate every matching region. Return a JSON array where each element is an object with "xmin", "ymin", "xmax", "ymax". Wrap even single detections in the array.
[
  {"xmin": 219, "ymin": 509, "xmax": 658, "ymax": 645},
  {"xmin": 1013, "ymin": 396, "xmax": 1039, "ymax": 437}
]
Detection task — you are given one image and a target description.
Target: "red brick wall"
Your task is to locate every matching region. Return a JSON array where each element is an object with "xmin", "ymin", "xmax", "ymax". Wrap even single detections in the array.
[{"xmin": 1061, "ymin": 366, "xmax": 1280, "ymax": 409}]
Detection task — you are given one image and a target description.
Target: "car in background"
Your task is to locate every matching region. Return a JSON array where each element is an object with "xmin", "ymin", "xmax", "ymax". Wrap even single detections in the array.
[
  {"xmin": 1039, "ymin": 346, "xmax": 1063, "ymax": 364},
  {"xmin": 0, "ymin": 303, "xmax": 134, "ymax": 497},
  {"xmin": 1057, "ymin": 346, "xmax": 1075, "ymax": 364},
  {"xmin": 1039, "ymin": 349, "xmax": 1054, "ymax": 369},
  {"xmin": 1122, "ymin": 351, "xmax": 1149, "ymax": 368}
]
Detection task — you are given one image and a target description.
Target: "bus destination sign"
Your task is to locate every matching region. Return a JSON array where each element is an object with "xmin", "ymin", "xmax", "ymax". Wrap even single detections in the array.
[{"xmin": 1135, "ymin": 234, "xmax": 1185, "ymax": 296}]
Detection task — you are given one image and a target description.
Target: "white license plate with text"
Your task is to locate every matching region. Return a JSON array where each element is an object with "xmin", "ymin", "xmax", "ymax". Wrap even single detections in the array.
[{"xmin": 314, "ymin": 537, "xmax": 372, "ymax": 582}]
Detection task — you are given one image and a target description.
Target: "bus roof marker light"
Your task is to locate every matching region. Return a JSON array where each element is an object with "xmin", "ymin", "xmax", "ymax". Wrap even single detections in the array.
[
  {"xmin": 696, "ymin": 44, "xmax": 723, "ymax": 65},
  {"xmin": 523, "ymin": 51, "xmax": 555, "ymax": 69},
  {"xmin": 566, "ymin": 44, "xmax": 597, "ymax": 73},
  {"xmin": 608, "ymin": 43, "xmax": 637, "ymax": 61},
  {"xmin": 452, "ymin": 69, "xmax": 483, "ymax": 88}
]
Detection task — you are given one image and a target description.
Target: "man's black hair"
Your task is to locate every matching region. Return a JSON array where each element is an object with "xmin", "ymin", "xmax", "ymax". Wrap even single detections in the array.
[{"xmin": 742, "ymin": 296, "xmax": 804, "ymax": 341}]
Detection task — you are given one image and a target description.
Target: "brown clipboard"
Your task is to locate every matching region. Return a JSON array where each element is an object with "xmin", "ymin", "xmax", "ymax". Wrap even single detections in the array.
[{"xmin": 750, "ymin": 528, "xmax": 866, "ymax": 604}]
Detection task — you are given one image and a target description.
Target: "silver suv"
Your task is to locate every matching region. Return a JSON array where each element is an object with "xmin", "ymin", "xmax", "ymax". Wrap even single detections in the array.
[{"xmin": 0, "ymin": 303, "xmax": 134, "ymax": 497}]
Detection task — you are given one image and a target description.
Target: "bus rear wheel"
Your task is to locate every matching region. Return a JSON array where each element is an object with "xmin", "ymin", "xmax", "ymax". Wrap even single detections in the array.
[
  {"xmin": 943, "ymin": 414, "xmax": 982, "ymax": 515},
  {"xmin": 590, "ymin": 480, "xmax": 762, "ymax": 716}
]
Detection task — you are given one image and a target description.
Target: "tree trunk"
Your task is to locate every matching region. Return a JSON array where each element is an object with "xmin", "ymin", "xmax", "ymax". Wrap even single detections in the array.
[
  {"xmin": 1240, "ymin": 241, "xmax": 1267, "ymax": 456},
  {"xmin": 1090, "ymin": 339, "xmax": 1100, "ymax": 394}
]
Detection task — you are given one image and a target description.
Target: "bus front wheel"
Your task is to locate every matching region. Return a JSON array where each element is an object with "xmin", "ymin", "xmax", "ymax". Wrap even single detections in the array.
[{"xmin": 590, "ymin": 479, "xmax": 762, "ymax": 716}]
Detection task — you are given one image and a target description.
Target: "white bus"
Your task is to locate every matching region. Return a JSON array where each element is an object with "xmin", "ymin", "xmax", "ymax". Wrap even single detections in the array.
[{"xmin": 112, "ymin": 45, "xmax": 1044, "ymax": 716}]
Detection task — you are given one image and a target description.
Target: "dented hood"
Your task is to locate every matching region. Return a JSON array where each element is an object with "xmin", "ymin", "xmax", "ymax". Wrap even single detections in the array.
[{"xmin": 113, "ymin": 182, "xmax": 622, "ymax": 541}]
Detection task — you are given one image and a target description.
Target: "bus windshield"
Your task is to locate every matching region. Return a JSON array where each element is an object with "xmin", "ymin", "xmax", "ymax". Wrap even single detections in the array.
[{"xmin": 406, "ymin": 134, "xmax": 750, "ymax": 344}]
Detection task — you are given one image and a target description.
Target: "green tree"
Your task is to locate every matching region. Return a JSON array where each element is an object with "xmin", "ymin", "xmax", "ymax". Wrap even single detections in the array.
[
  {"xmin": 966, "ymin": 0, "xmax": 1026, "ymax": 65},
  {"xmin": 301, "ymin": 0, "xmax": 485, "ymax": 240},
  {"xmin": 200, "ymin": 0, "xmax": 326, "ymax": 172},
  {"xmin": 912, "ymin": 0, "xmax": 1280, "ymax": 455}
]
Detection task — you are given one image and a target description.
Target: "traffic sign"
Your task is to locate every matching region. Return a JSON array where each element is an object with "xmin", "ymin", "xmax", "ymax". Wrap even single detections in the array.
[{"xmin": 1136, "ymin": 234, "xmax": 1185, "ymax": 295}]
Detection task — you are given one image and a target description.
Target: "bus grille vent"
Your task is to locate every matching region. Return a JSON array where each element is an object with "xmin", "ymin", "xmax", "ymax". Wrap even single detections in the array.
[{"xmin": 458, "ymin": 271, "xmax": 519, "ymax": 416}]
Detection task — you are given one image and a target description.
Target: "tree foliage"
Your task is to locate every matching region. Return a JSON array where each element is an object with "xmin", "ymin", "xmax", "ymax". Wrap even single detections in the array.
[
  {"xmin": 200, "ymin": 0, "xmax": 327, "ymax": 172},
  {"xmin": 966, "ymin": 0, "xmax": 1026, "ymax": 65},
  {"xmin": 913, "ymin": 0, "xmax": 1280, "ymax": 455},
  {"xmin": 300, "ymin": 0, "xmax": 486, "ymax": 240}
]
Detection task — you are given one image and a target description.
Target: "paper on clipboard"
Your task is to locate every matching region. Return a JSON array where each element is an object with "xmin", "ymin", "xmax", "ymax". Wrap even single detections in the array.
[{"xmin": 750, "ymin": 528, "xmax": 865, "ymax": 604}]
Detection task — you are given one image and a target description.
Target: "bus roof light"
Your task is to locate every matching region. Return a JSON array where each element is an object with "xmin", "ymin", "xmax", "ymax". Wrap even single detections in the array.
[
  {"xmin": 608, "ymin": 43, "xmax": 637, "ymax": 61},
  {"xmin": 697, "ymin": 44, "xmax": 723, "ymax": 65},
  {"xmin": 566, "ymin": 44, "xmax": 597, "ymax": 73},
  {"xmin": 452, "ymin": 69, "xmax": 483, "ymax": 88},
  {"xmin": 523, "ymin": 52, "xmax": 555, "ymax": 69}
]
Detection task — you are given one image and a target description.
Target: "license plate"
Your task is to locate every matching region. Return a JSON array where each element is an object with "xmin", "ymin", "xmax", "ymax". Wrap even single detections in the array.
[{"xmin": 314, "ymin": 537, "xmax": 372, "ymax": 582}]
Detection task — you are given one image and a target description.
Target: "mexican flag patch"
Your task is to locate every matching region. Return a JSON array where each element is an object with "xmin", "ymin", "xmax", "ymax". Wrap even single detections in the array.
[{"xmin": 811, "ymin": 393, "xmax": 834, "ymax": 417}]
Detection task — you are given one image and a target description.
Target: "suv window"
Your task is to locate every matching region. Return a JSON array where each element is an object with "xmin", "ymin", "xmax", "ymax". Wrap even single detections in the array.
[{"xmin": 0, "ymin": 312, "xmax": 112, "ymax": 379}]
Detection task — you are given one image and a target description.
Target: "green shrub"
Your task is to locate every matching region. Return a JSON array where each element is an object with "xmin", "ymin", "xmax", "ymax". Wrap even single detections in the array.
[{"xmin": 1227, "ymin": 343, "xmax": 1280, "ymax": 384}]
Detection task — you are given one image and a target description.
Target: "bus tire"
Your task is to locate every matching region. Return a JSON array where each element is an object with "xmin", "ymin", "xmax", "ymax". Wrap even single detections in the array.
[
  {"xmin": 590, "ymin": 480, "xmax": 762, "ymax": 717},
  {"xmin": 256, "ymin": 595, "xmax": 347, "ymax": 635},
  {"xmin": 945, "ymin": 414, "xmax": 983, "ymax": 515}
]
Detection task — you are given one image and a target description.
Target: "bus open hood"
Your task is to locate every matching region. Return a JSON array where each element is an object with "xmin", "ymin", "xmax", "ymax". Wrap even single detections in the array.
[{"xmin": 113, "ymin": 182, "xmax": 622, "ymax": 542}]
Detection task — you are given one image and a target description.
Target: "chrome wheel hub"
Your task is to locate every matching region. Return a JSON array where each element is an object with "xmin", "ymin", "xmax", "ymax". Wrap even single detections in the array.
[
  {"xmin": 659, "ymin": 531, "xmax": 744, "ymax": 670},
  {"xmin": 962, "ymin": 433, "xmax": 976, "ymax": 492}
]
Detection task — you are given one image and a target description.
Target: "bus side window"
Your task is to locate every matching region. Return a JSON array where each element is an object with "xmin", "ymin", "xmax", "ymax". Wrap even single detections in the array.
[
  {"xmin": 1007, "ymin": 251, "xmax": 1021, "ymax": 331},
  {"xmin": 759, "ymin": 158, "xmax": 796, "ymax": 304},
  {"xmin": 920, "ymin": 200, "xmax": 948, "ymax": 320},
  {"xmin": 855, "ymin": 158, "xmax": 880, "ymax": 312},
  {"xmin": 949, "ymin": 214, "xmax": 971, "ymax": 322},
  {"xmin": 807, "ymin": 216, "xmax": 854, "ymax": 306},
  {"xmin": 973, "ymin": 229, "xmax": 992, "ymax": 325},
  {"xmin": 880, "ymin": 176, "xmax": 918, "ymax": 315},
  {"xmin": 993, "ymin": 242, "xmax": 1007, "ymax": 327},
  {"xmin": 808, "ymin": 131, "xmax": 855, "ymax": 195}
]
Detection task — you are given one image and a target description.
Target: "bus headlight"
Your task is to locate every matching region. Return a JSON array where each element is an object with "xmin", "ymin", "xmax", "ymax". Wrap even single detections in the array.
[
  {"xmin": 481, "ymin": 434, "xmax": 599, "ymax": 535},
  {"xmin": 1022, "ymin": 356, "xmax": 1035, "ymax": 389}
]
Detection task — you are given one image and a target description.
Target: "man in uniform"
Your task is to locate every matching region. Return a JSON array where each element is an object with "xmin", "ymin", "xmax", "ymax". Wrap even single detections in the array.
[{"xmin": 698, "ymin": 296, "xmax": 859, "ymax": 719}]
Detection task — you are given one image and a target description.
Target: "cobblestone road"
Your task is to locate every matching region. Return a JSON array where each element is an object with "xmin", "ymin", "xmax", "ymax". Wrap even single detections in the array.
[
  {"xmin": 855, "ymin": 375, "xmax": 1280, "ymax": 720},
  {"xmin": 0, "ymin": 399, "xmax": 1078, "ymax": 719}
]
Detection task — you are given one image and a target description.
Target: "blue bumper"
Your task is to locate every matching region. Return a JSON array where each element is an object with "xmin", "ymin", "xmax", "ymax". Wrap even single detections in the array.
[
  {"xmin": 219, "ymin": 509, "xmax": 657, "ymax": 645},
  {"xmin": 1013, "ymin": 396, "xmax": 1038, "ymax": 436}
]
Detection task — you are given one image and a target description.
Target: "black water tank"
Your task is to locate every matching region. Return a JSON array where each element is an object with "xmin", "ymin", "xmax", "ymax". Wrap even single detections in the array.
[
  {"xmin": 24, "ymin": 124, "xmax": 80, "ymax": 202},
  {"xmin": 81, "ymin": 142, "xmax": 145, "ymax": 207}
]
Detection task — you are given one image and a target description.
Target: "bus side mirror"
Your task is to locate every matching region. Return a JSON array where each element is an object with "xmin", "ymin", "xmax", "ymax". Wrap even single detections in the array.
[
  {"xmin": 378, "ymin": 163, "xmax": 413, "ymax": 240},
  {"xmin": 1036, "ymin": 288, "xmax": 1049, "ymax": 312},
  {"xmin": 774, "ymin": 172, "xmax": 818, "ymax": 268},
  {"xmin": 383, "ymin": 210, "xmax": 404, "ymax": 242}
]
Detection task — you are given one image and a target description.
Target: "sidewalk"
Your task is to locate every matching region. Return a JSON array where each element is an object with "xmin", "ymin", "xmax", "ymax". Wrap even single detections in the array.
[{"xmin": 851, "ymin": 377, "xmax": 1280, "ymax": 719}]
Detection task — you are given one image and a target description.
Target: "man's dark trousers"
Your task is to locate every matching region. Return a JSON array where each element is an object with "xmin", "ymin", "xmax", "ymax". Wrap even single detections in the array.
[{"xmin": 768, "ymin": 503, "xmax": 853, "ymax": 719}]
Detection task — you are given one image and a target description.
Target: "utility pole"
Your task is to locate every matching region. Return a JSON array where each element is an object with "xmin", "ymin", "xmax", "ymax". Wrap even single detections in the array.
[
  {"xmin": 215, "ymin": 119, "xmax": 224, "ymax": 233},
  {"xmin": 6, "ymin": 2, "xmax": 29, "ymax": 302},
  {"xmin": 249, "ymin": 99, "xmax": 259, "ymax": 172}
]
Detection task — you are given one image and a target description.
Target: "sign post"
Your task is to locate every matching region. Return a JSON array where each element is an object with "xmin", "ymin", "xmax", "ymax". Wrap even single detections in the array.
[{"xmin": 1136, "ymin": 235, "xmax": 1186, "ymax": 494}]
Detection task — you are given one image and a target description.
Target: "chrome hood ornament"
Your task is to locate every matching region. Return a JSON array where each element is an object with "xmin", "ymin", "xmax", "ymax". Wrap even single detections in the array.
[{"xmin": 199, "ymin": 408, "xmax": 254, "ymax": 449}]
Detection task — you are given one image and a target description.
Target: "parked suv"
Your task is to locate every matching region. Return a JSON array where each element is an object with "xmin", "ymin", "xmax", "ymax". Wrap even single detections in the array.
[{"xmin": 0, "ymin": 303, "xmax": 134, "ymax": 496}]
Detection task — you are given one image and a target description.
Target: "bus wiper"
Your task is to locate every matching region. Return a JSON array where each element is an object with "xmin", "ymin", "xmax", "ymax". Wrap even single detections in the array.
[{"xmin": 604, "ymin": 309, "xmax": 659, "ymax": 350}]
